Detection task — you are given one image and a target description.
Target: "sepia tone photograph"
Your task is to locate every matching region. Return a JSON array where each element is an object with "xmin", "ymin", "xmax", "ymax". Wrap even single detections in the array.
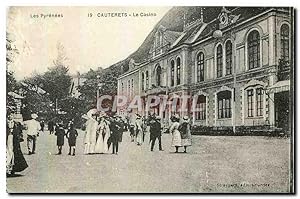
[{"xmin": 6, "ymin": 6, "xmax": 294, "ymax": 193}]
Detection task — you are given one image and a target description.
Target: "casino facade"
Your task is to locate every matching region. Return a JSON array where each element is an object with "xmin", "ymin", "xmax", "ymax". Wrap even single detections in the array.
[{"xmin": 116, "ymin": 7, "xmax": 293, "ymax": 133}]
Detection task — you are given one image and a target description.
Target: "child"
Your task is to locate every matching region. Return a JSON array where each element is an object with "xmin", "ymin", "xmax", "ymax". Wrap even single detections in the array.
[
  {"xmin": 66, "ymin": 122, "xmax": 78, "ymax": 156},
  {"xmin": 55, "ymin": 121, "xmax": 65, "ymax": 155}
]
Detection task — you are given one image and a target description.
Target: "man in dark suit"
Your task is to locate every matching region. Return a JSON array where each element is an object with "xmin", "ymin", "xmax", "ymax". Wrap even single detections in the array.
[
  {"xmin": 108, "ymin": 116, "xmax": 122, "ymax": 155},
  {"xmin": 149, "ymin": 115, "xmax": 163, "ymax": 151}
]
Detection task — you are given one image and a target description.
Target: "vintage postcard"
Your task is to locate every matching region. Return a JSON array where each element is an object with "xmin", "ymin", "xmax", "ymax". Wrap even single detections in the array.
[{"xmin": 6, "ymin": 6, "xmax": 294, "ymax": 193}]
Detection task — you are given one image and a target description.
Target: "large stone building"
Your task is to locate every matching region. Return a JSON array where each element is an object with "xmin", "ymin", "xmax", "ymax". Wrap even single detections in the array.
[{"xmin": 117, "ymin": 7, "xmax": 293, "ymax": 132}]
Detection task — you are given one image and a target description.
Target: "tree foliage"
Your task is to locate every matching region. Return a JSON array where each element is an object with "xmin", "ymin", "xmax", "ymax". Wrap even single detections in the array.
[
  {"xmin": 78, "ymin": 65, "xmax": 122, "ymax": 114},
  {"xmin": 6, "ymin": 32, "xmax": 19, "ymax": 65},
  {"xmin": 42, "ymin": 65, "xmax": 72, "ymax": 102},
  {"xmin": 6, "ymin": 32, "xmax": 19, "ymax": 109}
]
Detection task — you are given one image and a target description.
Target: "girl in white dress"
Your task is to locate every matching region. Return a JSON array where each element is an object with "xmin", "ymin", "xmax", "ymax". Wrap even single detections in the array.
[{"xmin": 95, "ymin": 117, "xmax": 110, "ymax": 153}]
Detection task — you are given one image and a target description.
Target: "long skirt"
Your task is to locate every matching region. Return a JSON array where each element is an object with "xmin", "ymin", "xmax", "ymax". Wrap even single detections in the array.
[
  {"xmin": 171, "ymin": 130, "xmax": 182, "ymax": 147},
  {"xmin": 6, "ymin": 135, "xmax": 28, "ymax": 174},
  {"xmin": 136, "ymin": 130, "xmax": 143, "ymax": 144},
  {"xmin": 6, "ymin": 135, "xmax": 14, "ymax": 174},
  {"xmin": 95, "ymin": 132, "xmax": 109, "ymax": 153}
]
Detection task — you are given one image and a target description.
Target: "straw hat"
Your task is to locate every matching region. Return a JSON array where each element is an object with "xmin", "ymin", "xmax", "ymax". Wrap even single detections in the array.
[
  {"xmin": 31, "ymin": 113, "xmax": 38, "ymax": 119},
  {"xmin": 183, "ymin": 116, "xmax": 189, "ymax": 123}
]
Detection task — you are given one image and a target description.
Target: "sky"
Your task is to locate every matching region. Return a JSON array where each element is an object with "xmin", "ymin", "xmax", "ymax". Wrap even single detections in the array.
[{"xmin": 7, "ymin": 6, "xmax": 171, "ymax": 80}]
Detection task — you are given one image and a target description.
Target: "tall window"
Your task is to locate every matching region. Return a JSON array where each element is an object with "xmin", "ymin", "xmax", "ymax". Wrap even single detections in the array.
[
  {"xmin": 121, "ymin": 82, "xmax": 124, "ymax": 94},
  {"xmin": 248, "ymin": 30, "xmax": 260, "ymax": 69},
  {"xmin": 247, "ymin": 89, "xmax": 254, "ymax": 117},
  {"xmin": 131, "ymin": 79, "xmax": 134, "ymax": 96},
  {"xmin": 225, "ymin": 41, "xmax": 233, "ymax": 75},
  {"xmin": 196, "ymin": 95, "xmax": 206, "ymax": 120},
  {"xmin": 197, "ymin": 52, "xmax": 205, "ymax": 82},
  {"xmin": 217, "ymin": 91, "xmax": 231, "ymax": 119},
  {"xmin": 281, "ymin": 24, "xmax": 290, "ymax": 62},
  {"xmin": 216, "ymin": 45, "xmax": 223, "ymax": 77},
  {"xmin": 156, "ymin": 65, "xmax": 162, "ymax": 86},
  {"xmin": 176, "ymin": 57, "xmax": 181, "ymax": 85},
  {"xmin": 128, "ymin": 80, "xmax": 131, "ymax": 97},
  {"xmin": 145, "ymin": 71, "xmax": 149, "ymax": 89},
  {"xmin": 171, "ymin": 60, "xmax": 175, "ymax": 86},
  {"xmin": 256, "ymin": 88, "xmax": 263, "ymax": 116},
  {"xmin": 141, "ymin": 73, "xmax": 145, "ymax": 91}
]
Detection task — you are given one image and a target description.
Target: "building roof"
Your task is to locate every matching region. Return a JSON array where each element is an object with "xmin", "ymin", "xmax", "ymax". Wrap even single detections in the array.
[{"xmin": 117, "ymin": 6, "xmax": 291, "ymax": 75}]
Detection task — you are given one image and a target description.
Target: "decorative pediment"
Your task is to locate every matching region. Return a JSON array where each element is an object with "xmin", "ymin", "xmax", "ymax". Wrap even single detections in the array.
[
  {"xmin": 243, "ymin": 79, "xmax": 267, "ymax": 90},
  {"xmin": 216, "ymin": 85, "xmax": 233, "ymax": 93}
]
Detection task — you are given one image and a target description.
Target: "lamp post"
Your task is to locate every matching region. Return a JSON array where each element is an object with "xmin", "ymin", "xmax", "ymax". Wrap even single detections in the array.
[{"xmin": 96, "ymin": 75, "xmax": 104, "ymax": 111}]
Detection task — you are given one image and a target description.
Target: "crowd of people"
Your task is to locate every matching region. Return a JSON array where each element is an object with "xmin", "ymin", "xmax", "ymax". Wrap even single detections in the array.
[{"xmin": 6, "ymin": 108, "xmax": 193, "ymax": 177}]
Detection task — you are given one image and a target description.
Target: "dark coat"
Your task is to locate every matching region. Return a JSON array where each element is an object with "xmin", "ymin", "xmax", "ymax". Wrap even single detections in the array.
[
  {"xmin": 55, "ymin": 127, "xmax": 65, "ymax": 146},
  {"xmin": 48, "ymin": 121, "xmax": 54, "ymax": 131},
  {"xmin": 7, "ymin": 121, "xmax": 28, "ymax": 173},
  {"xmin": 66, "ymin": 128, "xmax": 78, "ymax": 146},
  {"xmin": 109, "ymin": 121, "xmax": 122, "ymax": 143},
  {"xmin": 149, "ymin": 119, "xmax": 162, "ymax": 140}
]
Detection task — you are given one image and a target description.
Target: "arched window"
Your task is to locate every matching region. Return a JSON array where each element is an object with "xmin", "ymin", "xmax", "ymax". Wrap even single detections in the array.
[
  {"xmin": 247, "ymin": 30, "xmax": 260, "ymax": 69},
  {"xmin": 141, "ymin": 73, "xmax": 145, "ymax": 91},
  {"xmin": 217, "ymin": 91, "xmax": 232, "ymax": 119},
  {"xmin": 225, "ymin": 41, "xmax": 233, "ymax": 75},
  {"xmin": 281, "ymin": 24, "xmax": 290, "ymax": 62},
  {"xmin": 171, "ymin": 60, "xmax": 175, "ymax": 86},
  {"xmin": 197, "ymin": 52, "xmax": 205, "ymax": 82},
  {"xmin": 196, "ymin": 95, "xmax": 206, "ymax": 120},
  {"xmin": 156, "ymin": 65, "xmax": 162, "ymax": 86},
  {"xmin": 176, "ymin": 57, "xmax": 181, "ymax": 85},
  {"xmin": 145, "ymin": 71, "xmax": 149, "ymax": 89},
  {"xmin": 216, "ymin": 44, "xmax": 223, "ymax": 77}
]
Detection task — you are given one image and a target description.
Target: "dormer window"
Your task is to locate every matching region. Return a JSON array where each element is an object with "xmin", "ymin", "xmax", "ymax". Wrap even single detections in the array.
[
  {"xmin": 154, "ymin": 31, "xmax": 164, "ymax": 56},
  {"xmin": 155, "ymin": 31, "xmax": 163, "ymax": 48}
]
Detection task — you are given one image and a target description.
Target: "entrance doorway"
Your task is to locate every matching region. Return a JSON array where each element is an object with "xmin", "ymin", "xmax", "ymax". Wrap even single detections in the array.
[{"xmin": 274, "ymin": 91, "xmax": 290, "ymax": 131}]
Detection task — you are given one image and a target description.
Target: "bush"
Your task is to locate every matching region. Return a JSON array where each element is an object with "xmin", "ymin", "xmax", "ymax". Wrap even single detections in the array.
[{"xmin": 191, "ymin": 125, "xmax": 286, "ymax": 137}]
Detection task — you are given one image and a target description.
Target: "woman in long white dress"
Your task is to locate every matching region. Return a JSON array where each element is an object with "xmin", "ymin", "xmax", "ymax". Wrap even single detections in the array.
[
  {"xmin": 84, "ymin": 113, "xmax": 98, "ymax": 154},
  {"xmin": 170, "ymin": 115, "xmax": 182, "ymax": 153},
  {"xmin": 95, "ymin": 117, "xmax": 110, "ymax": 153},
  {"xmin": 135, "ymin": 115, "xmax": 143, "ymax": 146}
]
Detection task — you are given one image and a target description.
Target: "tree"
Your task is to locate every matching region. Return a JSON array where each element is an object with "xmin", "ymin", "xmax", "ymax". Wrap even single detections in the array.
[
  {"xmin": 53, "ymin": 42, "xmax": 68, "ymax": 67},
  {"xmin": 6, "ymin": 32, "xmax": 19, "ymax": 65},
  {"xmin": 6, "ymin": 32, "xmax": 19, "ymax": 110},
  {"xmin": 42, "ymin": 65, "xmax": 72, "ymax": 103},
  {"xmin": 78, "ymin": 64, "xmax": 122, "ymax": 115},
  {"xmin": 20, "ymin": 42, "xmax": 72, "ymax": 120}
]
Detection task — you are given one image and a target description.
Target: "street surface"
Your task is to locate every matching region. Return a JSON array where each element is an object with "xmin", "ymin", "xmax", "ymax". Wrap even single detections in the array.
[{"xmin": 7, "ymin": 130, "xmax": 291, "ymax": 193}]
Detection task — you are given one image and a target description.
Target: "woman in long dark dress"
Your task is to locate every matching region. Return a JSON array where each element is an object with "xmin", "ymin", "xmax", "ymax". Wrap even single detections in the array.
[{"xmin": 6, "ymin": 112, "xmax": 28, "ymax": 176}]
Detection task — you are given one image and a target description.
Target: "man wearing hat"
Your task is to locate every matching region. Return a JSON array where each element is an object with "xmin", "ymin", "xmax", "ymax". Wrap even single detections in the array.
[
  {"xmin": 24, "ymin": 113, "xmax": 41, "ymax": 155},
  {"xmin": 108, "ymin": 115, "xmax": 122, "ymax": 155},
  {"xmin": 149, "ymin": 115, "xmax": 163, "ymax": 151}
]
